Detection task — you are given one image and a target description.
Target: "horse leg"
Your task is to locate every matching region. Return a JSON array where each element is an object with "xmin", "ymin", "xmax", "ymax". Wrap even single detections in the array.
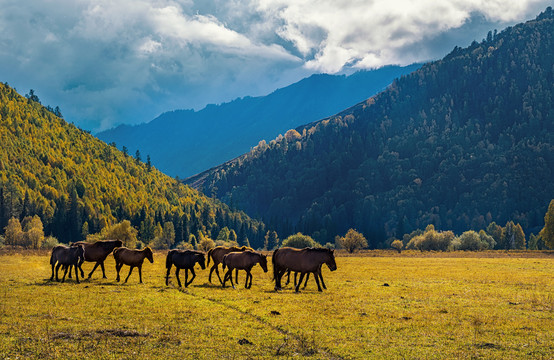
[
  {"xmin": 138, "ymin": 265, "xmax": 143, "ymax": 284},
  {"xmin": 55, "ymin": 263, "xmax": 62, "ymax": 281},
  {"xmin": 50, "ymin": 262, "xmax": 55, "ymax": 281},
  {"xmin": 175, "ymin": 268, "xmax": 182, "ymax": 287},
  {"xmin": 319, "ymin": 270, "xmax": 327, "ymax": 290},
  {"xmin": 100, "ymin": 261, "xmax": 107, "ymax": 279},
  {"xmin": 124, "ymin": 266, "xmax": 134, "ymax": 283},
  {"xmin": 165, "ymin": 264, "xmax": 172, "ymax": 286},
  {"xmin": 61, "ymin": 265, "xmax": 69, "ymax": 283},
  {"xmin": 78, "ymin": 259, "xmax": 85, "ymax": 278},
  {"xmin": 275, "ymin": 268, "xmax": 286, "ymax": 291},
  {"xmin": 285, "ymin": 270, "xmax": 291, "ymax": 286},
  {"xmin": 313, "ymin": 271, "xmax": 323, "ymax": 292},
  {"xmin": 215, "ymin": 266, "xmax": 224, "ymax": 286},
  {"xmin": 208, "ymin": 265, "xmax": 215, "ymax": 283},
  {"xmin": 235, "ymin": 268, "xmax": 239, "ymax": 284},
  {"xmin": 88, "ymin": 262, "xmax": 100, "ymax": 278},
  {"xmin": 186, "ymin": 268, "xmax": 196, "ymax": 287},
  {"xmin": 294, "ymin": 272, "xmax": 298, "ymax": 287},
  {"xmin": 115, "ymin": 262, "xmax": 122, "ymax": 282},
  {"xmin": 295, "ymin": 273, "xmax": 306, "ymax": 293},
  {"xmin": 74, "ymin": 263, "xmax": 80, "ymax": 284},
  {"xmin": 184, "ymin": 268, "xmax": 189, "ymax": 287},
  {"xmin": 303, "ymin": 272, "xmax": 310, "ymax": 289},
  {"xmin": 244, "ymin": 271, "xmax": 250, "ymax": 289},
  {"xmin": 67, "ymin": 264, "xmax": 72, "ymax": 279}
]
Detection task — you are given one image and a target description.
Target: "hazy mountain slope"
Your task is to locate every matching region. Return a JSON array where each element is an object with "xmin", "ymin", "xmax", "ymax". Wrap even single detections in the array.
[
  {"xmin": 0, "ymin": 83, "xmax": 265, "ymax": 246},
  {"xmin": 189, "ymin": 8, "xmax": 554, "ymax": 247},
  {"xmin": 97, "ymin": 65, "xmax": 420, "ymax": 178}
]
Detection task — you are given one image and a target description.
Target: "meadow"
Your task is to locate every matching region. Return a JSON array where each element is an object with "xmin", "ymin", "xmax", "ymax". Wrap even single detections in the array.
[{"xmin": 0, "ymin": 250, "xmax": 552, "ymax": 359}]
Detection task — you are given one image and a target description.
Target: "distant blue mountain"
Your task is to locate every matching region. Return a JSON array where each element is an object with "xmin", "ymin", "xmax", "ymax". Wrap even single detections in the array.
[{"xmin": 97, "ymin": 64, "xmax": 421, "ymax": 177}]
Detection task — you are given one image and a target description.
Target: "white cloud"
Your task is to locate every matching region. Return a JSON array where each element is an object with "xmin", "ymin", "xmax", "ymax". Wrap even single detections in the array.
[{"xmin": 0, "ymin": 0, "xmax": 550, "ymax": 131}]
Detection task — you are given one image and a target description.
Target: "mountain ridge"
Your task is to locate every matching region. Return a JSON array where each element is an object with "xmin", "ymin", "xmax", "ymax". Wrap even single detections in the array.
[{"xmin": 97, "ymin": 64, "xmax": 421, "ymax": 178}]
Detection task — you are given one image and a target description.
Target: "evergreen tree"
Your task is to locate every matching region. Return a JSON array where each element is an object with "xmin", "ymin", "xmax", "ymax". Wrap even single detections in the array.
[{"xmin": 539, "ymin": 199, "xmax": 554, "ymax": 249}]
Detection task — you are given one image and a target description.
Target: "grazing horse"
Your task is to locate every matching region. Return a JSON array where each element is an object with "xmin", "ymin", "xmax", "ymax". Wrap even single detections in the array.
[
  {"xmin": 273, "ymin": 247, "xmax": 337, "ymax": 292},
  {"xmin": 221, "ymin": 250, "xmax": 268, "ymax": 289},
  {"xmin": 71, "ymin": 240, "xmax": 123, "ymax": 279},
  {"xmin": 207, "ymin": 246, "xmax": 252, "ymax": 285},
  {"xmin": 165, "ymin": 250, "xmax": 206, "ymax": 287},
  {"xmin": 50, "ymin": 244, "xmax": 85, "ymax": 283},
  {"xmin": 113, "ymin": 247, "xmax": 154, "ymax": 283},
  {"xmin": 284, "ymin": 264, "xmax": 326, "ymax": 290}
]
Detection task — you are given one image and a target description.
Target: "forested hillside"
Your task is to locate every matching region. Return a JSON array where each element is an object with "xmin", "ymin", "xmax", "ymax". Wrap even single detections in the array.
[
  {"xmin": 0, "ymin": 83, "xmax": 266, "ymax": 247},
  {"xmin": 190, "ymin": 8, "xmax": 554, "ymax": 247},
  {"xmin": 97, "ymin": 65, "xmax": 420, "ymax": 178}
]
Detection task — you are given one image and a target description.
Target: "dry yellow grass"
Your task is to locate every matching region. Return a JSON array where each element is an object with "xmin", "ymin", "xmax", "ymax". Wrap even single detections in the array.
[{"xmin": 0, "ymin": 250, "xmax": 552, "ymax": 359}]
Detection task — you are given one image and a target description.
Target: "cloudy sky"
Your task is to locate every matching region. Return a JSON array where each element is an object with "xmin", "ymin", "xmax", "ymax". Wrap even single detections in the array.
[{"xmin": 0, "ymin": 0, "xmax": 551, "ymax": 132}]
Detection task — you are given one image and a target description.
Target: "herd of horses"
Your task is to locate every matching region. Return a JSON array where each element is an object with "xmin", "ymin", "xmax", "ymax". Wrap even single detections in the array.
[{"xmin": 49, "ymin": 241, "xmax": 337, "ymax": 292}]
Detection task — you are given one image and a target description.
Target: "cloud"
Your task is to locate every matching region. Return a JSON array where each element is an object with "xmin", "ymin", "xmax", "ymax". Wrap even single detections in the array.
[{"xmin": 0, "ymin": 0, "xmax": 550, "ymax": 131}]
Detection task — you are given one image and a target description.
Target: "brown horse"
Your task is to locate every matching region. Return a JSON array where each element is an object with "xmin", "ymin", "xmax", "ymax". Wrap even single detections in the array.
[
  {"xmin": 165, "ymin": 249, "xmax": 206, "ymax": 287},
  {"xmin": 113, "ymin": 247, "xmax": 154, "ymax": 283},
  {"xmin": 221, "ymin": 250, "xmax": 268, "ymax": 289},
  {"xmin": 71, "ymin": 240, "xmax": 123, "ymax": 279},
  {"xmin": 273, "ymin": 247, "xmax": 337, "ymax": 292},
  {"xmin": 207, "ymin": 245, "xmax": 252, "ymax": 285},
  {"xmin": 50, "ymin": 244, "xmax": 85, "ymax": 283}
]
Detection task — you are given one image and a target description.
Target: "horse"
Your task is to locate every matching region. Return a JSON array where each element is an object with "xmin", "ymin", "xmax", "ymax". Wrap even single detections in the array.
[
  {"xmin": 165, "ymin": 249, "xmax": 206, "ymax": 287},
  {"xmin": 284, "ymin": 264, "xmax": 326, "ymax": 290},
  {"xmin": 113, "ymin": 247, "xmax": 154, "ymax": 283},
  {"xmin": 207, "ymin": 245, "xmax": 252, "ymax": 285},
  {"xmin": 70, "ymin": 240, "xmax": 123, "ymax": 279},
  {"xmin": 50, "ymin": 244, "xmax": 85, "ymax": 283},
  {"xmin": 221, "ymin": 250, "xmax": 268, "ymax": 289},
  {"xmin": 273, "ymin": 247, "xmax": 337, "ymax": 292}
]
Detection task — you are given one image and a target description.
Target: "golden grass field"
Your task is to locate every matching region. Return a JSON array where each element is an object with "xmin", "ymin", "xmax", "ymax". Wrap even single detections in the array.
[{"xmin": 0, "ymin": 250, "xmax": 552, "ymax": 359}]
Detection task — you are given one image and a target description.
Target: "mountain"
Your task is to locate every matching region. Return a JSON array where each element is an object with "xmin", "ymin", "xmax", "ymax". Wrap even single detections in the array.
[
  {"xmin": 187, "ymin": 8, "xmax": 554, "ymax": 247},
  {"xmin": 0, "ymin": 82, "xmax": 265, "ymax": 247},
  {"xmin": 97, "ymin": 64, "xmax": 420, "ymax": 178}
]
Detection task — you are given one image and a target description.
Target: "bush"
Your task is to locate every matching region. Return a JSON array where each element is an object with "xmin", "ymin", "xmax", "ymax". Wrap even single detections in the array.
[
  {"xmin": 406, "ymin": 225, "xmax": 455, "ymax": 251},
  {"xmin": 324, "ymin": 242, "xmax": 335, "ymax": 249},
  {"xmin": 176, "ymin": 241, "xmax": 194, "ymax": 250},
  {"xmin": 41, "ymin": 236, "xmax": 60, "ymax": 249},
  {"xmin": 282, "ymin": 233, "xmax": 318, "ymax": 248},
  {"xmin": 336, "ymin": 229, "xmax": 367, "ymax": 253},
  {"xmin": 457, "ymin": 231, "xmax": 488, "ymax": 251},
  {"xmin": 198, "ymin": 237, "xmax": 215, "ymax": 252},
  {"xmin": 391, "ymin": 239, "xmax": 403, "ymax": 253}
]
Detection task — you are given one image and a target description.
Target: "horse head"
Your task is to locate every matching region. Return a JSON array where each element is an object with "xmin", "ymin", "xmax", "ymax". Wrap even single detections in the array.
[
  {"xmin": 144, "ymin": 247, "xmax": 154, "ymax": 263},
  {"xmin": 198, "ymin": 252, "xmax": 206, "ymax": 270},
  {"xmin": 76, "ymin": 244, "xmax": 86, "ymax": 262},
  {"xmin": 259, "ymin": 254, "xmax": 268, "ymax": 273},
  {"xmin": 114, "ymin": 240, "xmax": 123, "ymax": 248},
  {"xmin": 325, "ymin": 249, "xmax": 337, "ymax": 271}
]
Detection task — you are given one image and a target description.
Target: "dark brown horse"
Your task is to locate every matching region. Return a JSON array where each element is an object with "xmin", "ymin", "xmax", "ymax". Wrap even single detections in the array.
[
  {"xmin": 71, "ymin": 240, "xmax": 123, "ymax": 279},
  {"xmin": 207, "ymin": 245, "xmax": 252, "ymax": 285},
  {"xmin": 165, "ymin": 249, "xmax": 206, "ymax": 287},
  {"xmin": 273, "ymin": 247, "xmax": 337, "ymax": 292},
  {"xmin": 222, "ymin": 250, "xmax": 268, "ymax": 289},
  {"xmin": 50, "ymin": 244, "xmax": 85, "ymax": 283},
  {"xmin": 113, "ymin": 247, "xmax": 154, "ymax": 283}
]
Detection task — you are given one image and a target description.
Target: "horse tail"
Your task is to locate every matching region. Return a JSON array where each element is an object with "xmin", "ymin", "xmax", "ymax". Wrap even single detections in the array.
[
  {"xmin": 221, "ymin": 255, "xmax": 226, "ymax": 270},
  {"xmin": 207, "ymin": 248, "xmax": 213, "ymax": 266},
  {"xmin": 165, "ymin": 250, "xmax": 174, "ymax": 270},
  {"xmin": 272, "ymin": 248, "xmax": 280, "ymax": 281}
]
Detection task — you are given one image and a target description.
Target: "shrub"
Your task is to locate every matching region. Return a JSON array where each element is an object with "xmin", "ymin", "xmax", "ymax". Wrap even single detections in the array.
[
  {"xmin": 336, "ymin": 229, "xmax": 368, "ymax": 253},
  {"xmin": 406, "ymin": 225, "xmax": 455, "ymax": 251},
  {"xmin": 324, "ymin": 242, "xmax": 335, "ymax": 250},
  {"xmin": 41, "ymin": 236, "xmax": 60, "ymax": 249},
  {"xmin": 198, "ymin": 237, "xmax": 216, "ymax": 252},
  {"xmin": 282, "ymin": 233, "xmax": 318, "ymax": 248},
  {"xmin": 391, "ymin": 239, "xmax": 403, "ymax": 253},
  {"xmin": 176, "ymin": 241, "xmax": 194, "ymax": 250}
]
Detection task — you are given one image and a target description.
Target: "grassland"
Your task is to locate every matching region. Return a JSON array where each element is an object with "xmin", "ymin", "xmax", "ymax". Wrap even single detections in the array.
[{"xmin": 0, "ymin": 250, "xmax": 552, "ymax": 359}]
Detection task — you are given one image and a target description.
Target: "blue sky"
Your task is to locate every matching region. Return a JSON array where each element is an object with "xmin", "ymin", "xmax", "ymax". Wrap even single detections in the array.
[{"xmin": 0, "ymin": 0, "xmax": 551, "ymax": 132}]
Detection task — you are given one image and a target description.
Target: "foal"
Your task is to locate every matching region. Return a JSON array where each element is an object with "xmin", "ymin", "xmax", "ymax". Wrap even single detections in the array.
[
  {"xmin": 222, "ymin": 250, "xmax": 268, "ymax": 289},
  {"xmin": 113, "ymin": 247, "xmax": 154, "ymax": 283}
]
